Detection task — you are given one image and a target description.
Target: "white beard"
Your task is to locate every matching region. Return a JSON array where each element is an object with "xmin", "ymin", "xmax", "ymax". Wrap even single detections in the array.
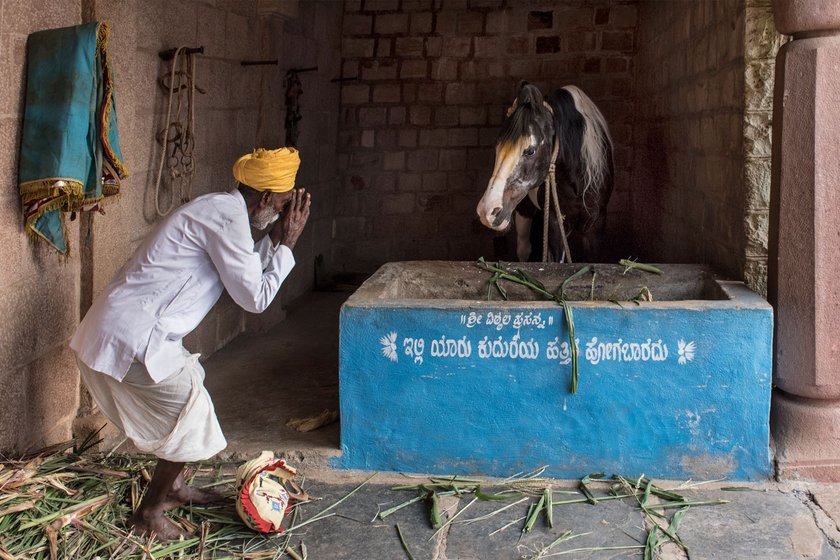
[{"xmin": 250, "ymin": 208, "xmax": 280, "ymax": 231}]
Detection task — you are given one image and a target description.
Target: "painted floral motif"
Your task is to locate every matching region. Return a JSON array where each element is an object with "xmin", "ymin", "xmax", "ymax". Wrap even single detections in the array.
[
  {"xmin": 380, "ymin": 332, "xmax": 398, "ymax": 362},
  {"xmin": 678, "ymin": 339, "xmax": 696, "ymax": 365}
]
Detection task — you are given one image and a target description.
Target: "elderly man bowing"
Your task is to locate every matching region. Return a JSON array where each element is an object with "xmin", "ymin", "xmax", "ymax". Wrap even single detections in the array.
[{"xmin": 70, "ymin": 147, "xmax": 311, "ymax": 539}]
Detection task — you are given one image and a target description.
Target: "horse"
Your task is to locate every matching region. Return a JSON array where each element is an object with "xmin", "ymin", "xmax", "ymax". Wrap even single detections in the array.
[{"xmin": 476, "ymin": 82, "xmax": 614, "ymax": 263}]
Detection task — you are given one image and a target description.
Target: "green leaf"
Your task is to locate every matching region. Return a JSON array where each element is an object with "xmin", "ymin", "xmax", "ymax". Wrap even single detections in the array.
[
  {"xmin": 581, "ymin": 472, "xmax": 605, "ymax": 485},
  {"xmin": 515, "ymin": 268, "xmax": 546, "ymax": 291},
  {"xmin": 544, "ymin": 487, "xmax": 553, "ymax": 528},
  {"xmin": 557, "ymin": 265, "xmax": 594, "ymax": 299},
  {"xmin": 429, "ymin": 491, "xmax": 442, "ymax": 529},
  {"xmin": 494, "ymin": 279, "xmax": 508, "ymax": 300},
  {"xmin": 522, "ymin": 495, "xmax": 545, "ymax": 534},
  {"xmin": 644, "ymin": 526, "xmax": 658, "ymax": 560},
  {"xmin": 619, "ymin": 258, "xmax": 663, "ymax": 275},
  {"xmin": 562, "ymin": 300, "xmax": 578, "ymax": 394},
  {"xmin": 396, "ymin": 523, "xmax": 415, "ymax": 560},
  {"xmin": 641, "ymin": 479, "xmax": 653, "ymax": 507},
  {"xmin": 642, "ymin": 499, "xmax": 728, "ymax": 509},
  {"xmin": 580, "ymin": 483, "xmax": 597, "ymax": 505},
  {"xmin": 668, "ymin": 507, "xmax": 688, "ymax": 534},
  {"xmin": 379, "ymin": 495, "xmax": 426, "ymax": 520}
]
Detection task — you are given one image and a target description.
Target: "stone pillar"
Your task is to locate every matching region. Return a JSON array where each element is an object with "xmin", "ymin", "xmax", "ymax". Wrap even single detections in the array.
[{"xmin": 769, "ymin": 0, "xmax": 840, "ymax": 480}]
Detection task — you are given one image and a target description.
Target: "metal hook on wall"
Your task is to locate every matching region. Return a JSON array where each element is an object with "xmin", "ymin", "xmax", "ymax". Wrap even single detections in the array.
[
  {"xmin": 284, "ymin": 66, "xmax": 317, "ymax": 148},
  {"xmin": 159, "ymin": 46, "xmax": 204, "ymax": 60},
  {"xmin": 241, "ymin": 59, "xmax": 279, "ymax": 66}
]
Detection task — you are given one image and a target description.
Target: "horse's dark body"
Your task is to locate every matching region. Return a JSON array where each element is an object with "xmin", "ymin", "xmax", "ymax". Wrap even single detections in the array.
[{"xmin": 476, "ymin": 83, "xmax": 614, "ymax": 262}]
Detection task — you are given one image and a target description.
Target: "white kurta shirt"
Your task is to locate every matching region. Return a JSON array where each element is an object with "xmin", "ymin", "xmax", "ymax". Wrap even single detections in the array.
[{"xmin": 71, "ymin": 190, "xmax": 295, "ymax": 383}]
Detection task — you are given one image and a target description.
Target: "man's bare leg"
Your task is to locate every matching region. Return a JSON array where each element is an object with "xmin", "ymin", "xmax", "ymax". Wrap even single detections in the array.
[{"xmin": 129, "ymin": 459, "xmax": 189, "ymax": 540}]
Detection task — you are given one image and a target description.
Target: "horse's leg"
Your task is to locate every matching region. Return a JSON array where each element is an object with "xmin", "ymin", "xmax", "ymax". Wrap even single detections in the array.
[
  {"xmin": 547, "ymin": 213, "xmax": 566, "ymax": 263},
  {"xmin": 581, "ymin": 231, "xmax": 598, "ymax": 262},
  {"xmin": 514, "ymin": 211, "xmax": 533, "ymax": 262},
  {"xmin": 580, "ymin": 212, "xmax": 607, "ymax": 262}
]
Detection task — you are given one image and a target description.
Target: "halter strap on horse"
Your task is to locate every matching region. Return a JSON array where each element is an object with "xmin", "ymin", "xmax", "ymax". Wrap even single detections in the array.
[{"xmin": 542, "ymin": 133, "xmax": 573, "ymax": 264}]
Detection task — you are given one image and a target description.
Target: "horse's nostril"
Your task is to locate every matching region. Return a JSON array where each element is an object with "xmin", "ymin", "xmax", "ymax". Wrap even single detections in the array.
[{"xmin": 490, "ymin": 206, "xmax": 502, "ymax": 217}]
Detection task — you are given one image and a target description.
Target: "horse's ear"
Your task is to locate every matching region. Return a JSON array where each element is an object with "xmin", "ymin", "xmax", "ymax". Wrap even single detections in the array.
[
  {"xmin": 517, "ymin": 83, "xmax": 544, "ymax": 108},
  {"xmin": 505, "ymin": 98, "xmax": 518, "ymax": 118}
]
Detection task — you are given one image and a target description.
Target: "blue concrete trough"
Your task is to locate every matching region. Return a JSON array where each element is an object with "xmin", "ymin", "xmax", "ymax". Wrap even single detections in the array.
[{"xmin": 337, "ymin": 262, "xmax": 773, "ymax": 480}]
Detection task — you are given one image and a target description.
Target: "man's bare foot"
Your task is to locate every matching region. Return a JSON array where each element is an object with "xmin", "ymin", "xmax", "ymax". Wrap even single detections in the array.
[
  {"xmin": 160, "ymin": 485, "xmax": 225, "ymax": 511},
  {"xmin": 156, "ymin": 470, "xmax": 225, "ymax": 511},
  {"xmin": 129, "ymin": 510, "xmax": 188, "ymax": 541}
]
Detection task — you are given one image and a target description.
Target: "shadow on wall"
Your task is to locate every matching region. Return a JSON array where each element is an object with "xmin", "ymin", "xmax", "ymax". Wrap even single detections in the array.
[
  {"xmin": 0, "ymin": 240, "xmax": 82, "ymax": 454},
  {"xmin": 633, "ymin": 125, "xmax": 669, "ymax": 262}
]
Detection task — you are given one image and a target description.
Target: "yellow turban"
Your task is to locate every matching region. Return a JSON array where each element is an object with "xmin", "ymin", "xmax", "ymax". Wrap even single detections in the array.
[{"xmin": 232, "ymin": 148, "xmax": 300, "ymax": 192}]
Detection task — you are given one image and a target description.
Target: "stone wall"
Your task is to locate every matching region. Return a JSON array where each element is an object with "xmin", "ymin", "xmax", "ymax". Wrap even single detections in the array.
[
  {"xmin": 0, "ymin": 0, "xmax": 340, "ymax": 453},
  {"xmin": 334, "ymin": 0, "xmax": 638, "ymax": 272},
  {"xmin": 742, "ymin": 0, "xmax": 783, "ymax": 295},
  {"xmin": 0, "ymin": 0, "xmax": 84, "ymax": 453}
]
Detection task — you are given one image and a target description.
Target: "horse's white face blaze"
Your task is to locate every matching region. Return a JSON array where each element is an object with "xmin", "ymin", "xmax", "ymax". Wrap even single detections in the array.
[{"xmin": 476, "ymin": 135, "xmax": 534, "ymax": 231}]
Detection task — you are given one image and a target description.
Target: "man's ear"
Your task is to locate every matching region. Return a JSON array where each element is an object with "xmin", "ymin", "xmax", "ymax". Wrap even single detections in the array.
[{"xmin": 259, "ymin": 191, "xmax": 273, "ymax": 208}]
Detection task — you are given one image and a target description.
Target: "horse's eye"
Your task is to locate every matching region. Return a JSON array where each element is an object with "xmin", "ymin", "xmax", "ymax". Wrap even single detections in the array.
[{"xmin": 523, "ymin": 146, "xmax": 536, "ymax": 157}]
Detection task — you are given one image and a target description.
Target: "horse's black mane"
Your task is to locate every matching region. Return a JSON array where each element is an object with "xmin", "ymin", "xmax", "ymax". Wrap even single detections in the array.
[
  {"xmin": 496, "ymin": 84, "xmax": 545, "ymax": 146},
  {"xmin": 547, "ymin": 88, "xmax": 585, "ymax": 172},
  {"xmin": 496, "ymin": 105, "xmax": 532, "ymax": 146}
]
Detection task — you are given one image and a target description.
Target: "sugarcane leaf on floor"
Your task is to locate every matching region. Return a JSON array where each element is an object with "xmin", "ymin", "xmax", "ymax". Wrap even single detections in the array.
[
  {"xmin": 395, "ymin": 523, "xmax": 415, "ymax": 560},
  {"xmin": 543, "ymin": 487, "xmax": 553, "ymax": 528},
  {"xmin": 475, "ymin": 487, "xmax": 522, "ymax": 501},
  {"xmin": 429, "ymin": 491, "xmax": 442, "ymax": 529},
  {"xmin": 580, "ymin": 473, "xmax": 605, "ymax": 485},
  {"xmin": 644, "ymin": 526, "xmax": 658, "ymax": 560},
  {"xmin": 522, "ymin": 492, "xmax": 546, "ymax": 534}
]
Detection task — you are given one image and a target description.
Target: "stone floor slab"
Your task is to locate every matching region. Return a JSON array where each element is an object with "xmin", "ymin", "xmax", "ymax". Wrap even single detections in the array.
[{"xmin": 268, "ymin": 479, "xmax": 840, "ymax": 560}]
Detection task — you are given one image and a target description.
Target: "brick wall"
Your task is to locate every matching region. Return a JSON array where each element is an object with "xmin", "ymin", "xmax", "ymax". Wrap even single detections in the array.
[
  {"xmin": 633, "ymin": 1, "xmax": 747, "ymax": 278},
  {"xmin": 334, "ymin": 0, "xmax": 638, "ymax": 272}
]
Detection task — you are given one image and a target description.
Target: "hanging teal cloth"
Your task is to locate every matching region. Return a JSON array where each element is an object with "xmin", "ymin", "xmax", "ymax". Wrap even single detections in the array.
[{"xmin": 18, "ymin": 21, "xmax": 127, "ymax": 254}]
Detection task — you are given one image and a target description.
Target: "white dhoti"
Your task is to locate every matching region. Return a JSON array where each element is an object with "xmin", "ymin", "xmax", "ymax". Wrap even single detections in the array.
[{"xmin": 77, "ymin": 352, "xmax": 227, "ymax": 462}]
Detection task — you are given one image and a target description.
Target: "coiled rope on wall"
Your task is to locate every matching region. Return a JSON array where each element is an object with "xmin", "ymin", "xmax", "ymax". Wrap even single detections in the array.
[{"xmin": 153, "ymin": 46, "xmax": 204, "ymax": 217}]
